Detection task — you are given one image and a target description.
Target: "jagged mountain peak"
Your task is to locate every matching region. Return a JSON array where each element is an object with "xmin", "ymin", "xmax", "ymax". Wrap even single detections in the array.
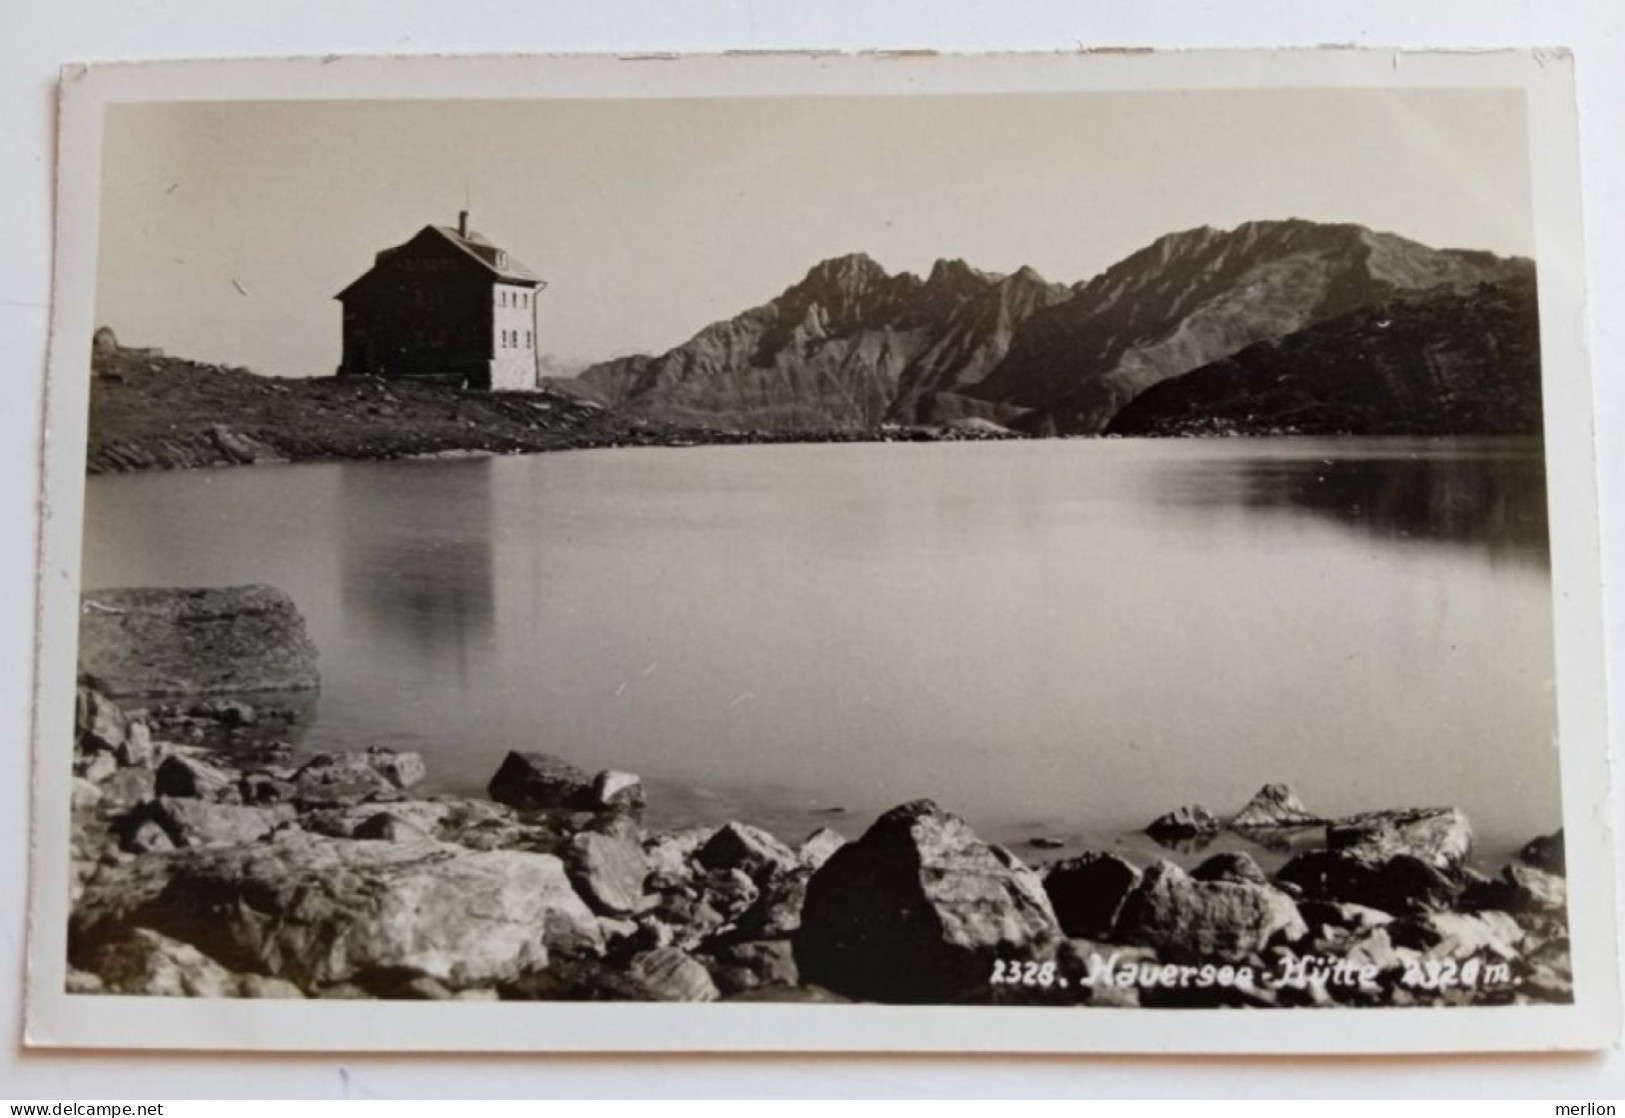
[
  {"xmin": 568, "ymin": 218, "xmax": 1532, "ymax": 435},
  {"xmin": 794, "ymin": 252, "xmax": 890, "ymax": 290},
  {"xmin": 926, "ymin": 257, "xmax": 997, "ymax": 285}
]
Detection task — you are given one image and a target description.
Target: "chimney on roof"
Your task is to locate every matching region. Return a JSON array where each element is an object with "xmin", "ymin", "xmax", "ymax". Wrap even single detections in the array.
[{"xmin": 457, "ymin": 210, "xmax": 469, "ymax": 238}]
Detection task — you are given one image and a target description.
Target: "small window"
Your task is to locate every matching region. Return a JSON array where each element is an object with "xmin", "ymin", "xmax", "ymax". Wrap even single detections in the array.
[
  {"xmin": 525, "ymin": 330, "xmax": 532, "ymax": 349},
  {"xmin": 499, "ymin": 290, "xmax": 506, "ymax": 308}
]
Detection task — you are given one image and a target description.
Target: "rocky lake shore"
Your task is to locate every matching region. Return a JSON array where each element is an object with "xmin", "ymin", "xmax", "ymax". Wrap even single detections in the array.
[
  {"xmin": 86, "ymin": 337, "xmax": 1017, "ymax": 476},
  {"xmin": 65, "ymin": 585, "xmax": 1573, "ymax": 1008}
]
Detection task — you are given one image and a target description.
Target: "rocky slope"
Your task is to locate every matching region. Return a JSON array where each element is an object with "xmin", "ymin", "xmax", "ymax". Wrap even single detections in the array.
[
  {"xmin": 68, "ymin": 679, "xmax": 1573, "ymax": 1007},
  {"xmin": 572, "ymin": 255, "xmax": 1070, "ymax": 429},
  {"xmin": 970, "ymin": 220, "xmax": 1532, "ymax": 435},
  {"xmin": 65, "ymin": 587, "xmax": 1572, "ymax": 1008},
  {"xmin": 571, "ymin": 221, "xmax": 1533, "ymax": 435},
  {"xmin": 86, "ymin": 339, "xmax": 1013, "ymax": 475},
  {"xmin": 1104, "ymin": 275, "xmax": 1542, "ymax": 436}
]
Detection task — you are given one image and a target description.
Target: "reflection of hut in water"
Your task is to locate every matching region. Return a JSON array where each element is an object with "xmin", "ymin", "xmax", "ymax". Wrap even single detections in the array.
[{"xmin": 339, "ymin": 459, "xmax": 496, "ymax": 688}]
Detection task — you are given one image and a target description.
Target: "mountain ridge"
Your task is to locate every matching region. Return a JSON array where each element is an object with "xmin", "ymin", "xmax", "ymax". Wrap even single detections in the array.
[{"xmin": 566, "ymin": 219, "xmax": 1534, "ymax": 435}]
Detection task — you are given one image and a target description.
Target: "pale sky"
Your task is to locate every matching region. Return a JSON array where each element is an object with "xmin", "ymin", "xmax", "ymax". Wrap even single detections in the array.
[{"xmin": 95, "ymin": 88, "xmax": 1533, "ymax": 376}]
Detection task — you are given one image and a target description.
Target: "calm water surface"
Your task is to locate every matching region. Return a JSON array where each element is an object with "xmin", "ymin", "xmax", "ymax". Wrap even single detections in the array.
[{"xmin": 82, "ymin": 438, "xmax": 1558, "ymax": 866}]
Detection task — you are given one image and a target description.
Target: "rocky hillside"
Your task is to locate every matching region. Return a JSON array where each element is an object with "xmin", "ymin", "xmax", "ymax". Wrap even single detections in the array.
[
  {"xmin": 572, "ymin": 255, "xmax": 1070, "ymax": 429},
  {"xmin": 968, "ymin": 220, "xmax": 1532, "ymax": 435},
  {"xmin": 1104, "ymin": 275, "xmax": 1542, "ymax": 437},
  {"xmin": 86, "ymin": 338, "xmax": 1014, "ymax": 475},
  {"xmin": 570, "ymin": 221, "xmax": 1533, "ymax": 435}
]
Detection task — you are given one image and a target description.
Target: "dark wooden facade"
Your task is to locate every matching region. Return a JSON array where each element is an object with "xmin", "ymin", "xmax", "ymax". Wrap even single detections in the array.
[{"xmin": 335, "ymin": 215, "xmax": 545, "ymax": 391}]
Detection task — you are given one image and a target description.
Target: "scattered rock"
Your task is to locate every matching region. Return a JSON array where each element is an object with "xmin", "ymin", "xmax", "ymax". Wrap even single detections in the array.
[
  {"xmin": 70, "ymin": 778, "xmax": 104, "ymax": 812},
  {"xmin": 707, "ymin": 939, "xmax": 799, "ymax": 996},
  {"xmin": 76, "ymin": 686, "xmax": 128, "ymax": 755},
  {"xmin": 154, "ymin": 754, "xmax": 239, "ymax": 802},
  {"xmin": 119, "ymin": 819, "xmax": 175, "ymax": 855},
  {"xmin": 239, "ymin": 772, "xmax": 298, "ymax": 806},
  {"xmin": 1192, "ymin": 851, "xmax": 1269, "ymax": 888},
  {"xmin": 302, "ymin": 801, "xmax": 453, "ymax": 840},
  {"xmin": 65, "ymin": 968, "xmax": 105, "ymax": 995},
  {"xmin": 643, "ymin": 827, "xmax": 715, "ymax": 880},
  {"xmin": 794, "ymin": 799, "xmax": 1060, "ymax": 1003},
  {"xmin": 1297, "ymin": 900, "xmax": 1394, "ymax": 934},
  {"xmin": 71, "ymin": 833, "xmax": 603, "ymax": 993},
  {"xmin": 1145, "ymin": 804, "xmax": 1221, "ymax": 841},
  {"xmin": 1231, "ymin": 783, "xmax": 1325, "ymax": 829},
  {"xmin": 734, "ymin": 866, "xmax": 812, "ymax": 939},
  {"xmin": 189, "ymin": 699, "xmax": 258, "ymax": 727},
  {"xmin": 1042, "ymin": 852, "xmax": 1140, "ymax": 940},
  {"xmin": 1327, "ymin": 808, "xmax": 1474, "ymax": 875},
  {"xmin": 79, "ymin": 928, "xmax": 304, "ymax": 999},
  {"xmin": 1028, "ymin": 837, "xmax": 1065, "ymax": 850},
  {"xmin": 1276, "ymin": 849, "xmax": 1460, "ymax": 915},
  {"xmin": 142, "ymin": 797, "xmax": 296, "ymax": 848},
  {"xmin": 498, "ymin": 957, "xmax": 654, "ymax": 1002},
  {"xmin": 99, "ymin": 764, "xmax": 157, "ymax": 808},
  {"xmin": 696, "ymin": 822, "xmax": 798, "ymax": 884},
  {"xmin": 567, "ymin": 829, "xmax": 650, "ymax": 916},
  {"xmin": 796, "ymin": 827, "xmax": 846, "ymax": 871},
  {"xmin": 1393, "ymin": 911, "xmax": 1524, "ymax": 962},
  {"xmin": 1115, "ymin": 860, "xmax": 1307, "ymax": 964},
  {"xmin": 1464, "ymin": 863, "xmax": 1568, "ymax": 916},
  {"xmin": 486, "ymin": 751, "xmax": 596, "ymax": 811},
  {"xmin": 77, "ymin": 586, "xmax": 320, "ymax": 696},
  {"xmin": 1501, "ymin": 863, "xmax": 1568, "ymax": 914},
  {"xmin": 693, "ymin": 867, "xmax": 760, "ymax": 924},
  {"xmin": 75, "ymin": 751, "xmax": 118, "ymax": 785},
  {"xmin": 591, "ymin": 770, "xmax": 645, "ymax": 810},
  {"xmin": 288, "ymin": 752, "xmax": 403, "ymax": 808},
  {"xmin": 364, "ymin": 748, "xmax": 427, "ymax": 791},
  {"xmin": 629, "ymin": 946, "xmax": 719, "ymax": 1002},
  {"xmin": 1520, "ymin": 829, "xmax": 1565, "ymax": 875},
  {"xmin": 351, "ymin": 811, "xmax": 433, "ymax": 842},
  {"xmin": 118, "ymin": 722, "xmax": 155, "ymax": 768}
]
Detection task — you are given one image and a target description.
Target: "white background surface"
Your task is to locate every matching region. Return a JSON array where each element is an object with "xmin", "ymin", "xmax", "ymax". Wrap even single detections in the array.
[{"xmin": 2, "ymin": 0, "xmax": 1621, "ymax": 1099}]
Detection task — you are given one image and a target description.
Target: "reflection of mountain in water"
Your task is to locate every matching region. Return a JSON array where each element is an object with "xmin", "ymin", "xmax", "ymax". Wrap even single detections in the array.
[
  {"xmin": 1160, "ymin": 441, "xmax": 1550, "ymax": 569},
  {"xmin": 339, "ymin": 459, "xmax": 496, "ymax": 685}
]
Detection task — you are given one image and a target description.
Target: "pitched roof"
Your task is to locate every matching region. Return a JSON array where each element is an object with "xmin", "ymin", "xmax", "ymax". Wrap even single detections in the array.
[
  {"xmin": 336, "ymin": 223, "xmax": 545, "ymax": 299},
  {"xmin": 426, "ymin": 224, "xmax": 545, "ymax": 284}
]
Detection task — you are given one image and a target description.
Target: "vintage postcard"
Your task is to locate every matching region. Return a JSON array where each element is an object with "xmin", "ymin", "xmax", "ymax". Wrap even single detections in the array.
[{"xmin": 26, "ymin": 49, "xmax": 1618, "ymax": 1052}]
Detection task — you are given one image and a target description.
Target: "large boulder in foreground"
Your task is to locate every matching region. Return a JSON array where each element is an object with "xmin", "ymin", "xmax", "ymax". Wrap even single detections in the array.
[
  {"xmin": 1042, "ymin": 852, "xmax": 1140, "ymax": 939},
  {"xmin": 1327, "ymin": 808, "xmax": 1474, "ymax": 874},
  {"xmin": 486, "ymin": 751, "xmax": 596, "ymax": 811},
  {"xmin": 793, "ymin": 800, "xmax": 1061, "ymax": 1003},
  {"xmin": 78, "ymin": 928, "xmax": 303, "ymax": 999},
  {"xmin": 1276, "ymin": 848, "xmax": 1461, "ymax": 915},
  {"xmin": 78, "ymin": 586, "xmax": 319, "ymax": 696},
  {"xmin": 70, "ymin": 832, "xmax": 601, "ymax": 993},
  {"xmin": 1115, "ymin": 860, "xmax": 1307, "ymax": 963},
  {"xmin": 1277, "ymin": 807, "xmax": 1476, "ymax": 916}
]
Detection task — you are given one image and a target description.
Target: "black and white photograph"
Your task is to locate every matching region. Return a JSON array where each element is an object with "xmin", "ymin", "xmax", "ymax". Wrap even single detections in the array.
[{"xmin": 25, "ymin": 49, "xmax": 1617, "ymax": 1053}]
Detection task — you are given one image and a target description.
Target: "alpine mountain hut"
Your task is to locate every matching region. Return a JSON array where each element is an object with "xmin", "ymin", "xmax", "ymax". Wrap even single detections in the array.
[{"xmin": 335, "ymin": 212, "xmax": 547, "ymax": 391}]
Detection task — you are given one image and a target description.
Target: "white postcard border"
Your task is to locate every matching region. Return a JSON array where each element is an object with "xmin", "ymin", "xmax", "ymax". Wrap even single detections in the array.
[{"xmin": 26, "ymin": 47, "xmax": 1619, "ymax": 1053}]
